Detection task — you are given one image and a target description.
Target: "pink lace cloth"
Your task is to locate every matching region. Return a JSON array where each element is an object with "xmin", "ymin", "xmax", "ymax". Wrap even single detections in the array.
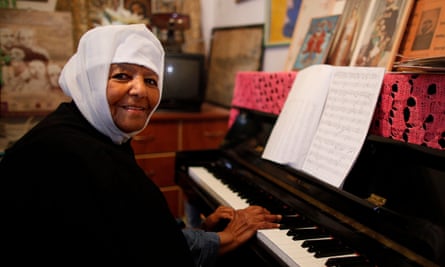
[{"xmin": 230, "ymin": 71, "xmax": 445, "ymax": 150}]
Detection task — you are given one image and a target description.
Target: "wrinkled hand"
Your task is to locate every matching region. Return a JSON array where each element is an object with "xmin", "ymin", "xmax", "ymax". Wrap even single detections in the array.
[
  {"xmin": 217, "ymin": 205, "xmax": 282, "ymax": 255},
  {"xmin": 201, "ymin": 206, "xmax": 235, "ymax": 231}
]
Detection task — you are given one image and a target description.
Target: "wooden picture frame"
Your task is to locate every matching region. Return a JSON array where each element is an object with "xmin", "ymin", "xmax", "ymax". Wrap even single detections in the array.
[
  {"xmin": 399, "ymin": 0, "xmax": 445, "ymax": 60},
  {"xmin": 350, "ymin": 0, "xmax": 414, "ymax": 70},
  {"xmin": 205, "ymin": 25, "xmax": 264, "ymax": 108},
  {"xmin": 0, "ymin": 9, "xmax": 73, "ymax": 117},
  {"xmin": 292, "ymin": 15, "xmax": 340, "ymax": 70},
  {"xmin": 265, "ymin": 0, "xmax": 302, "ymax": 46}
]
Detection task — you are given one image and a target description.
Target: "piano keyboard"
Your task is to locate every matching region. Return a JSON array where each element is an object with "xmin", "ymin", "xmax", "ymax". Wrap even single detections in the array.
[{"xmin": 188, "ymin": 166, "xmax": 372, "ymax": 267}]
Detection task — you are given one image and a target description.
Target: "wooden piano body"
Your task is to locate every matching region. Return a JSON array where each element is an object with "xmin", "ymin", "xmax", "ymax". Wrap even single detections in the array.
[{"xmin": 175, "ymin": 72, "xmax": 445, "ymax": 267}]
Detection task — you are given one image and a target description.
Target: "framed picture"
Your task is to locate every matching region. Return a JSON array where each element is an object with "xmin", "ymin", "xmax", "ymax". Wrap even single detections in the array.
[
  {"xmin": 350, "ymin": 0, "xmax": 414, "ymax": 70},
  {"xmin": 284, "ymin": 0, "xmax": 342, "ymax": 70},
  {"xmin": 0, "ymin": 9, "xmax": 73, "ymax": 117},
  {"xmin": 265, "ymin": 0, "xmax": 302, "ymax": 46},
  {"xmin": 205, "ymin": 25, "xmax": 264, "ymax": 108},
  {"xmin": 399, "ymin": 0, "xmax": 445, "ymax": 60},
  {"xmin": 292, "ymin": 15, "xmax": 340, "ymax": 70},
  {"xmin": 326, "ymin": 0, "xmax": 373, "ymax": 66}
]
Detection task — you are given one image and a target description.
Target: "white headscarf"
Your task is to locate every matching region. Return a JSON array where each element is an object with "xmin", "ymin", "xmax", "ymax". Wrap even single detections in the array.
[{"xmin": 59, "ymin": 24, "xmax": 165, "ymax": 144}]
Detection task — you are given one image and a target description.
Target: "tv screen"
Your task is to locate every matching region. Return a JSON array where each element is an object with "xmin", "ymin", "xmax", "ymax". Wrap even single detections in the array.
[{"xmin": 158, "ymin": 52, "xmax": 206, "ymax": 112}]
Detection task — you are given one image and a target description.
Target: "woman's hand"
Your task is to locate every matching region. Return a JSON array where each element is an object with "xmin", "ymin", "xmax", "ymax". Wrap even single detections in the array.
[
  {"xmin": 201, "ymin": 206, "xmax": 235, "ymax": 231},
  {"xmin": 216, "ymin": 205, "xmax": 282, "ymax": 255}
]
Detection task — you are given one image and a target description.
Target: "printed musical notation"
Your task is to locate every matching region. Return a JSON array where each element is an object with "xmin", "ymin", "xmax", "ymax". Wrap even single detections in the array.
[{"xmin": 262, "ymin": 64, "xmax": 385, "ymax": 187}]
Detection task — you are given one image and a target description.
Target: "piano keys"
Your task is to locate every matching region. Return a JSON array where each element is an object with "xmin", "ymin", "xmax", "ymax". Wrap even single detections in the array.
[{"xmin": 176, "ymin": 108, "xmax": 445, "ymax": 267}]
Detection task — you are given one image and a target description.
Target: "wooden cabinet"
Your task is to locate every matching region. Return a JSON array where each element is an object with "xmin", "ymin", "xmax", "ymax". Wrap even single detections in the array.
[{"xmin": 131, "ymin": 103, "xmax": 230, "ymax": 218}]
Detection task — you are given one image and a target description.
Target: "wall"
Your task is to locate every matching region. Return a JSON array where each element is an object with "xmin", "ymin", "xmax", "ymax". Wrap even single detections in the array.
[{"xmin": 200, "ymin": 0, "xmax": 288, "ymax": 72}]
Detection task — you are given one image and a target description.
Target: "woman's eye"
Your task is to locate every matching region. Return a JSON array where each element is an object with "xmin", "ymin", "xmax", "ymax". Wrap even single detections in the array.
[
  {"xmin": 112, "ymin": 73, "xmax": 130, "ymax": 80},
  {"xmin": 145, "ymin": 78, "xmax": 158, "ymax": 87}
]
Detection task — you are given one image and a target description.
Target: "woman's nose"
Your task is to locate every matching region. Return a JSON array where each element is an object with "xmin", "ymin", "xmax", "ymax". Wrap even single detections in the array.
[{"xmin": 129, "ymin": 76, "xmax": 147, "ymax": 97}]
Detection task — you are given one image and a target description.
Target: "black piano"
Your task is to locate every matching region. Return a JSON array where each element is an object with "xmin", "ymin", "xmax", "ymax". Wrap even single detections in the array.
[{"xmin": 175, "ymin": 108, "xmax": 445, "ymax": 267}]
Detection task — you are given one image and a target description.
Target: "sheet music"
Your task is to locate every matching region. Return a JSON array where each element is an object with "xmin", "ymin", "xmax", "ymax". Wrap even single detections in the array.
[
  {"xmin": 262, "ymin": 65, "xmax": 332, "ymax": 169},
  {"xmin": 262, "ymin": 64, "xmax": 385, "ymax": 188},
  {"xmin": 301, "ymin": 67, "xmax": 385, "ymax": 187}
]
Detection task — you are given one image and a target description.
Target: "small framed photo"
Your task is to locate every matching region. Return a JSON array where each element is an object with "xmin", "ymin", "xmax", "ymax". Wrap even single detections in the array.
[
  {"xmin": 292, "ymin": 15, "xmax": 340, "ymax": 70},
  {"xmin": 205, "ymin": 24, "xmax": 264, "ymax": 108},
  {"xmin": 350, "ymin": 0, "xmax": 415, "ymax": 70},
  {"xmin": 399, "ymin": 0, "xmax": 445, "ymax": 60}
]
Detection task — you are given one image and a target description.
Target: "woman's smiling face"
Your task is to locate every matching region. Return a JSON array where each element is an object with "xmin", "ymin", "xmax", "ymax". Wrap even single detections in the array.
[{"xmin": 106, "ymin": 63, "xmax": 160, "ymax": 133}]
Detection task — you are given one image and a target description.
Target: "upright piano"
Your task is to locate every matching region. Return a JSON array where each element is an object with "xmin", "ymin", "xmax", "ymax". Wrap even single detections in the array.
[{"xmin": 175, "ymin": 72, "xmax": 445, "ymax": 267}]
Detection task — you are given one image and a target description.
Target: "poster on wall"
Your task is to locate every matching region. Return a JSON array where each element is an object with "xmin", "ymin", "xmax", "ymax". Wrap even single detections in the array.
[
  {"xmin": 265, "ymin": 0, "xmax": 302, "ymax": 46},
  {"xmin": 0, "ymin": 9, "xmax": 73, "ymax": 117}
]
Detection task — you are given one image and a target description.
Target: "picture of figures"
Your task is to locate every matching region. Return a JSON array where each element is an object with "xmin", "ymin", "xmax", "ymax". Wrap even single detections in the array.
[
  {"xmin": 0, "ymin": 9, "xmax": 73, "ymax": 116},
  {"xmin": 351, "ymin": 0, "xmax": 414, "ymax": 70},
  {"xmin": 293, "ymin": 15, "xmax": 340, "ymax": 70},
  {"xmin": 326, "ymin": 0, "xmax": 371, "ymax": 66},
  {"xmin": 411, "ymin": 8, "xmax": 440, "ymax": 51}
]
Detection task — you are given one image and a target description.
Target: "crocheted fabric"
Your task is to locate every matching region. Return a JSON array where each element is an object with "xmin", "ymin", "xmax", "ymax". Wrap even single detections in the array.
[{"xmin": 230, "ymin": 71, "xmax": 445, "ymax": 150}]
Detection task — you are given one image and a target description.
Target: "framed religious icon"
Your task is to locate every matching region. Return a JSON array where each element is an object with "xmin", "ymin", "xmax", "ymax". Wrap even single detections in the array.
[
  {"xmin": 205, "ymin": 25, "xmax": 264, "ymax": 108},
  {"xmin": 399, "ymin": 0, "xmax": 445, "ymax": 60},
  {"xmin": 284, "ymin": 0, "xmax": 340, "ymax": 71},
  {"xmin": 325, "ymin": 0, "xmax": 373, "ymax": 66},
  {"xmin": 0, "ymin": 9, "xmax": 73, "ymax": 117},
  {"xmin": 349, "ymin": 0, "xmax": 414, "ymax": 70},
  {"xmin": 292, "ymin": 15, "xmax": 340, "ymax": 70}
]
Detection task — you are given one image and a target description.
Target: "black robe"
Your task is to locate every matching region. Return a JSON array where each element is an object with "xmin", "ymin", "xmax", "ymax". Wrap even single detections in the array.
[{"xmin": 0, "ymin": 101, "xmax": 195, "ymax": 266}]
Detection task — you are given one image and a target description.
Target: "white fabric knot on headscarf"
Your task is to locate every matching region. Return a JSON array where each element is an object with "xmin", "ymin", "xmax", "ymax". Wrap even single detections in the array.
[{"xmin": 59, "ymin": 24, "xmax": 165, "ymax": 144}]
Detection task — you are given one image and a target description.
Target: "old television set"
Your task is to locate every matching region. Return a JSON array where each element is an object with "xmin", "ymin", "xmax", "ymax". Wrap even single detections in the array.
[{"xmin": 158, "ymin": 52, "xmax": 206, "ymax": 112}]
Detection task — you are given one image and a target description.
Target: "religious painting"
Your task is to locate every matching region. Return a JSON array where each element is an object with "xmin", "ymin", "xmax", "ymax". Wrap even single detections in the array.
[
  {"xmin": 292, "ymin": 15, "xmax": 340, "ymax": 70},
  {"xmin": 0, "ymin": 9, "xmax": 73, "ymax": 117},
  {"xmin": 265, "ymin": 0, "xmax": 302, "ymax": 46},
  {"xmin": 399, "ymin": 0, "xmax": 445, "ymax": 60},
  {"xmin": 350, "ymin": 0, "xmax": 414, "ymax": 70},
  {"xmin": 205, "ymin": 25, "xmax": 264, "ymax": 108},
  {"xmin": 326, "ymin": 0, "xmax": 372, "ymax": 66},
  {"xmin": 284, "ymin": 0, "xmax": 341, "ymax": 71}
]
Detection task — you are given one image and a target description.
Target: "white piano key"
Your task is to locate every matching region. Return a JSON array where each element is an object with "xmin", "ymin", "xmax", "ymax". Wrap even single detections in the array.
[
  {"xmin": 189, "ymin": 166, "xmax": 358, "ymax": 267},
  {"xmin": 188, "ymin": 167, "xmax": 249, "ymax": 209}
]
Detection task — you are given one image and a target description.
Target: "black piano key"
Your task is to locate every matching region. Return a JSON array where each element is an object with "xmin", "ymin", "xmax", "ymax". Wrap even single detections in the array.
[
  {"xmin": 325, "ymin": 255, "xmax": 368, "ymax": 265},
  {"xmin": 314, "ymin": 246, "xmax": 355, "ymax": 258},
  {"xmin": 289, "ymin": 228, "xmax": 331, "ymax": 240},
  {"xmin": 303, "ymin": 238, "xmax": 342, "ymax": 252},
  {"xmin": 325, "ymin": 256, "xmax": 374, "ymax": 267},
  {"xmin": 301, "ymin": 238, "xmax": 337, "ymax": 248},
  {"xmin": 280, "ymin": 214, "xmax": 314, "ymax": 229}
]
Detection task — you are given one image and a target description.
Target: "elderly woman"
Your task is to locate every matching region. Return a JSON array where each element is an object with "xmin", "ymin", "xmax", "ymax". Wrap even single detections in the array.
[{"xmin": 0, "ymin": 24, "xmax": 280, "ymax": 266}]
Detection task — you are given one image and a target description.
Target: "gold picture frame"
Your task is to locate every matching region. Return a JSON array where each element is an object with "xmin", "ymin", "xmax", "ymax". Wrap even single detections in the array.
[{"xmin": 205, "ymin": 24, "xmax": 264, "ymax": 108}]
